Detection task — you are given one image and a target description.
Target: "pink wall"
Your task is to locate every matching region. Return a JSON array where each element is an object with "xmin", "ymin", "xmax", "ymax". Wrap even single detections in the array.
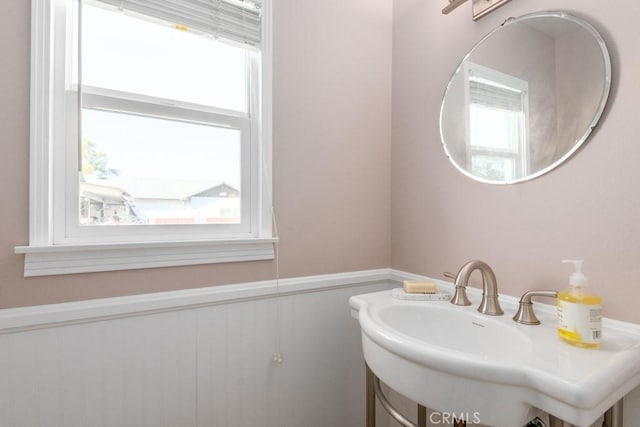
[
  {"xmin": 392, "ymin": 0, "xmax": 640, "ymax": 322},
  {"xmin": 0, "ymin": 0, "xmax": 392, "ymax": 307},
  {"xmin": 4, "ymin": 0, "xmax": 638, "ymax": 325}
]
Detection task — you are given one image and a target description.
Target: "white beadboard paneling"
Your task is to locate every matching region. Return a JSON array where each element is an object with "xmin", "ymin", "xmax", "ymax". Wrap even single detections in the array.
[
  {"xmin": 121, "ymin": 311, "xmax": 198, "ymax": 427},
  {"xmin": 0, "ymin": 311, "xmax": 198, "ymax": 427},
  {"xmin": 196, "ymin": 299, "xmax": 276, "ymax": 426},
  {"xmin": 268, "ymin": 286, "xmax": 370, "ymax": 427},
  {"xmin": 195, "ymin": 283, "xmax": 389, "ymax": 427},
  {"xmin": 0, "ymin": 270, "xmax": 391, "ymax": 427}
]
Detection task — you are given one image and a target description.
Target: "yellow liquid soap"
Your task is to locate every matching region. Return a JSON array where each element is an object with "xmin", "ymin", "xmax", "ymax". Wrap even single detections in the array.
[{"xmin": 557, "ymin": 289, "xmax": 602, "ymax": 349}]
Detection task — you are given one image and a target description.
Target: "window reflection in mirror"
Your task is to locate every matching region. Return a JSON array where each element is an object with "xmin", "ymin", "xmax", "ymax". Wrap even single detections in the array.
[{"xmin": 465, "ymin": 62, "xmax": 529, "ymax": 181}]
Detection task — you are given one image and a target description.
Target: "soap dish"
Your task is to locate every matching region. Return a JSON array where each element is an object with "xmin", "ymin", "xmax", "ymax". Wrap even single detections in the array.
[{"xmin": 391, "ymin": 287, "xmax": 451, "ymax": 301}]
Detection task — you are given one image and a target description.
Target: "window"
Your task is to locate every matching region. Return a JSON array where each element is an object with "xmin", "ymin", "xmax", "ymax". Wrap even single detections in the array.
[
  {"xmin": 17, "ymin": 0, "xmax": 274, "ymax": 276},
  {"xmin": 464, "ymin": 62, "xmax": 529, "ymax": 182}
]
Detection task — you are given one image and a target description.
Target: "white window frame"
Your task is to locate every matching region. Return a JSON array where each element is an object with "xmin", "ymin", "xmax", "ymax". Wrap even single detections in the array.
[
  {"xmin": 16, "ymin": 0, "xmax": 275, "ymax": 277},
  {"xmin": 463, "ymin": 62, "xmax": 529, "ymax": 180}
]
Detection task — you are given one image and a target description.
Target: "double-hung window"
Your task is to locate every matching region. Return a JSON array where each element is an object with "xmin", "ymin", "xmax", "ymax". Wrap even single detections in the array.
[
  {"xmin": 18, "ymin": 0, "xmax": 274, "ymax": 276},
  {"xmin": 464, "ymin": 62, "xmax": 529, "ymax": 182}
]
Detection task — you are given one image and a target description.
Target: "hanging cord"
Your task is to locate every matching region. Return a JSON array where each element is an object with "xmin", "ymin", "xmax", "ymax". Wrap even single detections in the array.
[
  {"xmin": 76, "ymin": 0, "xmax": 84, "ymax": 171},
  {"xmin": 271, "ymin": 206, "xmax": 283, "ymax": 364}
]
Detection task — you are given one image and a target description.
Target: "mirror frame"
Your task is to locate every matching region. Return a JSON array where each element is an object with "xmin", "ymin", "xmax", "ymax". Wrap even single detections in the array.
[{"xmin": 439, "ymin": 11, "xmax": 612, "ymax": 184}]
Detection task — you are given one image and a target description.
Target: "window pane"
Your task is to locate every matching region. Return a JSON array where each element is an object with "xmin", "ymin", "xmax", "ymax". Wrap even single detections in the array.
[
  {"xmin": 81, "ymin": 3, "xmax": 247, "ymax": 111},
  {"xmin": 469, "ymin": 105, "xmax": 522, "ymax": 151},
  {"xmin": 80, "ymin": 109, "xmax": 241, "ymax": 225}
]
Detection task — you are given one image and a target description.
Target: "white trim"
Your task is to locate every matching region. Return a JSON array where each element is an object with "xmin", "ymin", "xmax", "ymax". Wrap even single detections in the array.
[
  {"xmin": 5, "ymin": 267, "xmax": 637, "ymax": 339},
  {"xmin": 15, "ymin": 238, "xmax": 277, "ymax": 277},
  {"xmin": 29, "ymin": 0, "xmax": 55, "ymax": 246},
  {"xmin": 81, "ymin": 87, "xmax": 251, "ymax": 124},
  {"xmin": 0, "ymin": 268, "xmax": 391, "ymax": 334},
  {"xmin": 258, "ymin": 0, "xmax": 273, "ymax": 238},
  {"xmin": 23, "ymin": 0, "xmax": 273, "ymax": 275}
]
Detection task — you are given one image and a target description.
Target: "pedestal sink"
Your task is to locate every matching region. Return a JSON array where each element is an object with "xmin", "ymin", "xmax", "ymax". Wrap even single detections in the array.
[{"xmin": 350, "ymin": 285, "xmax": 640, "ymax": 427}]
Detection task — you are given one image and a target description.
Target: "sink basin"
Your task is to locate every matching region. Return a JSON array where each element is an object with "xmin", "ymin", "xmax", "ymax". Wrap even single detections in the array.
[
  {"xmin": 350, "ymin": 285, "xmax": 640, "ymax": 427},
  {"xmin": 376, "ymin": 304, "xmax": 531, "ymax": 360}
]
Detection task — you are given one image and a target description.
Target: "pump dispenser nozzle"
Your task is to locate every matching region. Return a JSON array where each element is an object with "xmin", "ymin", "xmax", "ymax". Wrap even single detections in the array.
[{"xmin": 562, "ymin": 259, "xmax": 587, "ymax": 287}]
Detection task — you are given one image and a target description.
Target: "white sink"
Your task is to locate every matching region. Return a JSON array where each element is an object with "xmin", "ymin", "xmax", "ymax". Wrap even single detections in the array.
[
  {"xmin": 376, "ymin": 303, "xmax": 532, "ymax": 360},
  {"xmin": 350, "ymin": 285, "xmax": 640, "ymax": 427}
]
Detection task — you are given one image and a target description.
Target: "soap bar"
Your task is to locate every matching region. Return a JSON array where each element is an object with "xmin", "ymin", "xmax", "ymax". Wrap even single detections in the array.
[
  {"xmin": 403, "ymin": 280, "xmax": 437, "ymax": 294},
  {"xmin": 392, "ymin": 288, "xmax": 450, "ymax": 301}
]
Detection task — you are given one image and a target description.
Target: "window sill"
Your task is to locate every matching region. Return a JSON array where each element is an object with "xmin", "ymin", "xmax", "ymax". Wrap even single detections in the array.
[{"xmin": 14, "ymin": 238, "xmax": 277, "ymax": 277}]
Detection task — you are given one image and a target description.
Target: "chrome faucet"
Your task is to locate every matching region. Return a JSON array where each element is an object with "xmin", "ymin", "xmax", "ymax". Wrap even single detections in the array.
[{"xmin": 447, "ymin": 260, "xmax": 504, "ymax": 316}]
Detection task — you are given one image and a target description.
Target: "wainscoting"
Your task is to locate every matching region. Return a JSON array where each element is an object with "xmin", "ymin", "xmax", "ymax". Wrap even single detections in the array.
[
  {"xmin": 1, "ymin": 270, "xmax": 639, "ymax": 427},
  {"xmin": 0, "ymin": 270, "xmax": 392, "ymax": 427}
]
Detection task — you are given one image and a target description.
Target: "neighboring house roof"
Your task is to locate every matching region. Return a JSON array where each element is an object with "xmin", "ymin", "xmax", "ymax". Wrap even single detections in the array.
[
  {"xmin": 82, "ymin": 175, "xmax": 238, "ymax": 200},
  {"xmin": 191, "ymin": 183, "xmax": 240, "ymax": 198},
  {"xmin": 80, "ymin": 181, "xmax": 129, "ymax": 203}
]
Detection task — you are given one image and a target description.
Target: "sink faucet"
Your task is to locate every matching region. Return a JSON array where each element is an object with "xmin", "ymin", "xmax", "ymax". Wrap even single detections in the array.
[{"xmin": 448, "ymin": 260, "xmax": 504, "ymax": 316}]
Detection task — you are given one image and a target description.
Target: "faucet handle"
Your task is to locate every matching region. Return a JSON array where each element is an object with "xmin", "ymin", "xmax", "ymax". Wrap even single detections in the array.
[
  {"xmin": 443, "ymin": 272, "xmax": 457, "ymax": 281},
  {"xmin": 513, "ymin": 290, "xmax": 558, "ymax": 325}
]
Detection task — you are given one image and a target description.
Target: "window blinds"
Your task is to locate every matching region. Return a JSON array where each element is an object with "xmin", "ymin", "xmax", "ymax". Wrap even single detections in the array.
[
  {"xmin": 469, "ymin": 79, "xmax": 524, "ymax": 112},
  {"xmin": 93, "ymin": 0, "xmax": 262, "ymax": 47}
]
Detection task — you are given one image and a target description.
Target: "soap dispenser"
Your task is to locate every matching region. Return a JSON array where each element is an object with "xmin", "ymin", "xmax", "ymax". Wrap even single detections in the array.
[{"xmin": 557, "ymin": 260, "xmax": 602, "ymax": 348}]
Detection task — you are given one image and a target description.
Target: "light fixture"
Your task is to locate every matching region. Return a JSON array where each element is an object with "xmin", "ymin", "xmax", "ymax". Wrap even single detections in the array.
[
  {"xmin": 442, "ymin": 0, "xmax": 512, "ymax": 21},
  {"xmin": 442, "ymin": 0, "xmax": 467, "ymax": 15}
]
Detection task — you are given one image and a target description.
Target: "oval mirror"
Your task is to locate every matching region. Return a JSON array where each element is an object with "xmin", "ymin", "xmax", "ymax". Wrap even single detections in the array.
[{"xmin": 440, "ymin": 11, "xmax": 611, "ymax": 184}]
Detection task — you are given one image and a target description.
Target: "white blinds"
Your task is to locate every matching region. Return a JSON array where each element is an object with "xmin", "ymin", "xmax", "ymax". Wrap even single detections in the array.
[
  {"xmin": 469, "ymin": 80, "xmax": 524, "ymax": 112},
  {"xmin": 93, "ymin": 0, "xmax": 263, "ymax": 47}
]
